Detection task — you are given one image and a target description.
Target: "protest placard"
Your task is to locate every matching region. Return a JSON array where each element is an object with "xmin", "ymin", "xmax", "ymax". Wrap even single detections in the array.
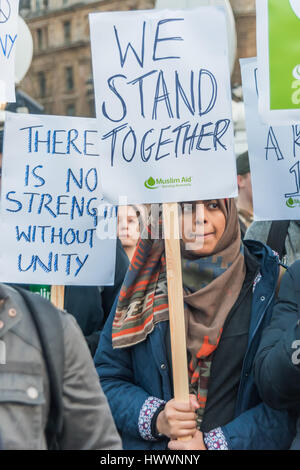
[
  {"xmin": 0, "ymin": 112, "xmax": 117, "ymax": 286},
  {"xmin": 0, "ymin": 0, "xmax": 19, "ymax": 102},
  {"xmin": 257, "ymin": 0, "xmax": 300, "ymax": 124},
  {"xmin": 89, "ymin": 7, "xmax": 237, "ymax": 205},
  {"xmin": 90, "ymin": 7, "xmax": 236, "ymax": 430},
  {"xmin": 241, "ymin": 57, "xmax": 300, "ymax": 221}
]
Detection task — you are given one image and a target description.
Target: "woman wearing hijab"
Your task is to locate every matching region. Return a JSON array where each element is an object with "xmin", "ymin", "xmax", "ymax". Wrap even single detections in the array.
[{"xmin": 94, "ymin": 199, "xmax": 295, "ymax": 450}]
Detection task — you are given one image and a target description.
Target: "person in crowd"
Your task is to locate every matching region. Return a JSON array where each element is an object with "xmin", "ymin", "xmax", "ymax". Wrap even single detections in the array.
[
  {"xmin": 94, "ymin": 199, "xmax": 295, "ymax": 450},
  {"xmin": 117, "ymin": 205, "xmax": 147, "ymax": 262},
  {"xmin": 236, "ymin": 151, "xmax": 253, "ymax": 238},
  {"xmin": 254, "ymin": 261, "xmax": 300, "ymax": 450},
  {"xmin": 245, "ymin": 218, "xmax": 300, "ymax": 297},
  {"xmin": 245, "ymin": 219, "xmax": 300, "ymax": 266},
  {"xmin": 0, "ymin": 282, "xmax": 122, "ymax": 450}
]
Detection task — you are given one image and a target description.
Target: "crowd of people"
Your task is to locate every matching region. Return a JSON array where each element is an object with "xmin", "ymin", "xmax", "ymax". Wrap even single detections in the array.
[{"xmin": 0, "ymin": 125, "xmax": 300, "ymax": 451}]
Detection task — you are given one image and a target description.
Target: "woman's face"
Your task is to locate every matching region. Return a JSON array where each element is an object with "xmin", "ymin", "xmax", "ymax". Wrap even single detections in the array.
[
  {"xmin": 117, "ymin": 205, "xmax": 140, "ymax": 247},
  {"xmin": 181, "ymin": 200, "xmax": 226, "ymax": 256}
]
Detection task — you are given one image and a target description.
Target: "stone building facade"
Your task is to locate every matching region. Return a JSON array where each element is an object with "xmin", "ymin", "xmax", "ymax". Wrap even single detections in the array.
[
  {"xmin": 19, "ymin": 0, "xmax": 256, "ymax": 116},
  {"xmin": 230, "ymin": 0, "xmax": 256, "ymax": 86},
  {"xmin": 20, "ymin": 0, "xmax": 155, "ymax": 116}
]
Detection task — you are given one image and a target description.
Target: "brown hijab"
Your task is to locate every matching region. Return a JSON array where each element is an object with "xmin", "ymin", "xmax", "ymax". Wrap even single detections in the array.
[{"xmin": 182, "ymin": 199, "xmax": 246, "ymax": 361}]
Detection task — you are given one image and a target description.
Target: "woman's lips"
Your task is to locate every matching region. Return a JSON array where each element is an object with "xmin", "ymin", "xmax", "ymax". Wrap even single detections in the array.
[
  {"xmin": 196, "ymin": 232, "xmax": 214, "ymax": 238},
  {"xmin": 185, "ymin": 232, "xmax": 215, "ymax": 241}
]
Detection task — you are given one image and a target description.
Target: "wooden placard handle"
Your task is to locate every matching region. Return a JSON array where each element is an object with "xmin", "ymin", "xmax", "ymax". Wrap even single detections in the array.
[
  {"xmin": 162, "ymin": 202, "xmax": 192, "ymax": 442},
  {"xmin": 50, "ymin": 285, "xmax": 65, "ymax": 310}
]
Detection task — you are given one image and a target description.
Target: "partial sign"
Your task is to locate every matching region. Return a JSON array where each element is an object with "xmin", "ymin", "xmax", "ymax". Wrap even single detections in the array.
[
  {"xmin": 0, "ymin": 112, "xmax": 117, "ymax": 285},
  {"xmin": 89, "ymin": 7, "xmax": 237, "ymax": 205},
  {"xmin": 241, "ymin": 57, "xmax": 300, "ymax": 221},
  {"xmin": 257, "ymin": 0, "xmax": 300, "ymax": 124},
  {"xmin": 0, "ymin": 0, "xmax": 19, "ymax": 102}
]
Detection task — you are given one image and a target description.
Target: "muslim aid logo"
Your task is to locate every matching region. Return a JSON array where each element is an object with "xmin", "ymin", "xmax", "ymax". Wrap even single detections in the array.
[
  {"xmin": 286, "ymin": 197, "xmax": 296, "ymax": 208},
  {"xmin": 144, "ymin": 176, "xmax": 192, "ymax": 190},
  {"xmin": 268, "ymin": 0, "xmax": 300, "ymax": 109},
  {"xmin": 144, "ymin": 177, "xmax": 158, "ymax": 189},
  {"xmin": 286, "ymin": 196, "xmax": 300, "ymax": 209}
]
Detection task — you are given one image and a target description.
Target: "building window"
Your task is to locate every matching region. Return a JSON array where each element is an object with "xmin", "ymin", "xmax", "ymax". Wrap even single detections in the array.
[
  {"xmin": 37, "ymin": 28, "xmax": 43, "ymax": 50},
  {"xmin": 20, "ymin": 0, "xmax": 31, "ymax": 10},
  {"xmin": 37, "ymin": 72, "xmax": 46, "ymax": 98},
  {"xmin": 65, "ymin": 66, "xmax": 74, "ymax": 91},
  {"xmin": 63, "ymin": 21, "xmax": 71, "ymax": 43},
  {"xmin": 36, "ymin": 0, "xmax": 43, "ymax": 10},
  {"xmin": 66, "ymin": 104, "xmax": 75, "ymax": 116},
  {"xmin": 36, "ymin": 27, "xmax": 48, "ymax": 50},
  {"xmin": 33, "ymin": 0, "xmax": 47, "ymax": 11}
]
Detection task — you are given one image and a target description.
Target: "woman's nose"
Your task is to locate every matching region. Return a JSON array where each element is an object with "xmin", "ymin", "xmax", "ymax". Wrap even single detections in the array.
[{"xmin": 193, "ymin": 207, "xmax": 207, "ymax": 225}]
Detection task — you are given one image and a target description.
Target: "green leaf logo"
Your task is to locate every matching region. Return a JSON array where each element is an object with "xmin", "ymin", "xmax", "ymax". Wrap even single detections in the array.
[
  {"xmin": 286, "ymin": 197, "xmax": 296, "ymax": 208},
  {"xmin": 144, "ymin": 176, "xmax": 157, "ymax": 189}
]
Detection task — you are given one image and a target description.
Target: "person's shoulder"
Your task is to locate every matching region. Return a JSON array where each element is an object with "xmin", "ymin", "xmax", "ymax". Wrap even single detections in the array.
[
  {"xmin": 26, "ymin": 286, "xmax": 71, "ymax": 317},
  {"xmin": 244, "ymin": 220, "xmax": 272, "ymax": 242},
  {"xmin": 5, "ymin": 283, "xmax": 71, "ymax": 331},
  {"xmin": 243, "ymin": 238, "xmax": 278, "ymax": 261},
  {"xmin": 0, "ymin": 284, "xmax": 39, "ymax": 316}
]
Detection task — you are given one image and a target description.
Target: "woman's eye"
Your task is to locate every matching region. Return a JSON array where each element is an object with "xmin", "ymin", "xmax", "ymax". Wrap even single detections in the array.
[{"xmin": 207, "ymin": 202, "xmax": 218, "ymax": 209}]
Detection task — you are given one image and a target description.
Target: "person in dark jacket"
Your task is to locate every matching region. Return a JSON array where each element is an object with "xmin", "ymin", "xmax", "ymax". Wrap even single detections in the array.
[
  {"xmin": 94, "ymin": 199, "xmax": 295, "ymax": 450},
  {"xmin": 254, "ymin": 261, "xmax": 300, "ymax": 449},
  {"xmin": 0, "ymin": 283, "xmax": 122, "ymax": 450}
]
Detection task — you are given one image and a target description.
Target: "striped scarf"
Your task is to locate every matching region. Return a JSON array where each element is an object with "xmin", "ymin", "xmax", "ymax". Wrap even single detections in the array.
[
  {"xmin": 188, "ymin": 330, "xmax": 222, "ymax": 427},
  {"xmin": 112, "ymin": 233, "xmax": 168, "ymax": 348}
]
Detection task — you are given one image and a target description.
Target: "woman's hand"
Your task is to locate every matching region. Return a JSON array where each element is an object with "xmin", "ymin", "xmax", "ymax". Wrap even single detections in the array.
[
  {"xmin": 168, "ymin": 430, "xmax": 206, "ymax": 450},
  {"xmin": 156, "ymin": 394, "xmax": 199, "ymax": 440}
]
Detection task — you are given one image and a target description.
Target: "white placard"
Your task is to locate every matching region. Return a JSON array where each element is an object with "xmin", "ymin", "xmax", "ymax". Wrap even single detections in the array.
[
  {"xmin": 257, "ymin": 0, "xmax": 300, "ymax": 124},
  {"xmin": 0, "ymin": 0, "xmax": 19, "ymax": 102},
  {"xmin": 241, "ymin": 58, "xmax": 300, "ymax": 221},
  {"xmin": 89, "ymin": 7, "xmax": 237, "ymax": 205},
  {"xmin": 0, "ymin": 112, "xmax": 117, "ymax": 286}
]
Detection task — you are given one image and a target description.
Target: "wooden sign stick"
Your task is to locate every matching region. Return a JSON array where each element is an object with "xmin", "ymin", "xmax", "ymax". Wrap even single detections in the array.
[
  {"xmin": 51, "ymin": 285, "xmax": 65, "ymax": 310},
  {"xmin": 162, "ymin": 202, "xmax": 191, "ymax": 442}
]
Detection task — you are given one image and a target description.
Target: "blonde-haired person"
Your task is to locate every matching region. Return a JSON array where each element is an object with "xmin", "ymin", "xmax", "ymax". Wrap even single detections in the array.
[{"xmin": 117, "ymin": 205, "xmax": 147, "ymax": 261}]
